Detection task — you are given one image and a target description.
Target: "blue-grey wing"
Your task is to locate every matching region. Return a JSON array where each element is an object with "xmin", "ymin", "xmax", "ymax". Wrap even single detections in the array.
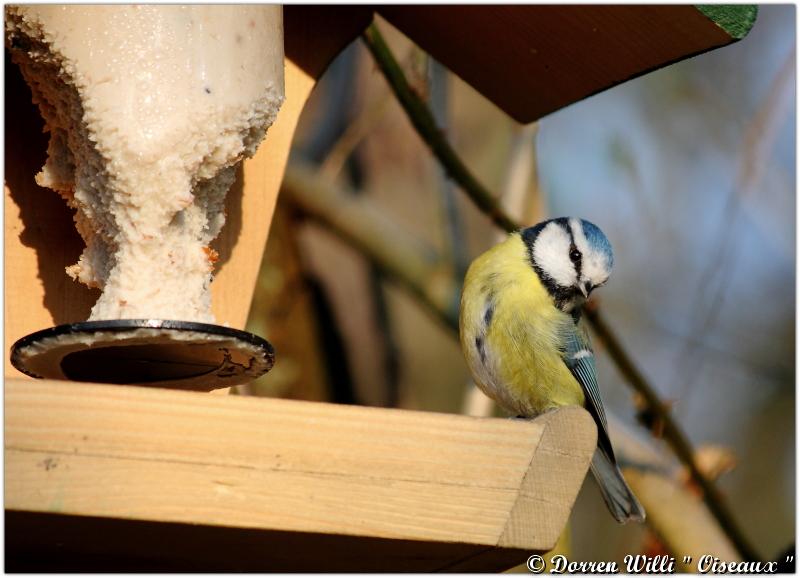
[{"xmin": 562, "ymin": 319, "xmax": 617, "ymax": 462}]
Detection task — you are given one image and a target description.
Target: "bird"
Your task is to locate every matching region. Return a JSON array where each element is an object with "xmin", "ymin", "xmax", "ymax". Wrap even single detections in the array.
[{"xmin": 459, "ymin": 216, "xmax": 645, "ymax": 523}]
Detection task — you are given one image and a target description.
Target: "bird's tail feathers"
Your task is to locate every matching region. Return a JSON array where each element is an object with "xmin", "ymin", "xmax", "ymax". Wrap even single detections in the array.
[{"xmin": 590, "ymin": 450, "xmax": 646, "ymax": 524}]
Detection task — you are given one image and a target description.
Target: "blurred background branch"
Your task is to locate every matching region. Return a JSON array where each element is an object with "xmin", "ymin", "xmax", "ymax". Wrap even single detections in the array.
[
  {"xmin": 429, "ymin": 56, "xmax": 470, "ymax": 316},
  {"xmin": 672, "ymin": 48, "xmax": 796, "ymax": 412},
  {"xmin": 361, "ymin": 21, "xmax": 759, "ymax": 561},
  {"xmin": 283, "ymin": 165, "xmax": 455, "ymax": 330},
  {"xmin": 293, "ymin": 43, "xmax": 404, "ymax": 407}
]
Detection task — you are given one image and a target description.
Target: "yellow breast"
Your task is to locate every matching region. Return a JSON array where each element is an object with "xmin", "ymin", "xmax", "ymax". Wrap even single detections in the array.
[{"xmin": 459, "ymin": 233, "xmax": 585, "ymax": 416}]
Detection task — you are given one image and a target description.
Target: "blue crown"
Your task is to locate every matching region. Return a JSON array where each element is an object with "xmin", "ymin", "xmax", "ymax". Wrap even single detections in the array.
[{"xmin": 580, "ymin": 219, "xmax": 614, "ymax": 269}]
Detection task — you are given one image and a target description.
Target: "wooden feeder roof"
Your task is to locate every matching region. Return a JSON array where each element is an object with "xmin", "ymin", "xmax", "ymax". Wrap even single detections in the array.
[{"xmin": 285, "ymin": 5, "xmax": 757, "ymax": 122}]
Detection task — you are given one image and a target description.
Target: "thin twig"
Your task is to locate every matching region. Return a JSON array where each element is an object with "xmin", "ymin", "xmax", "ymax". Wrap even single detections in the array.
[
  {"xmin": 361, "ymin": 21, "xmax": 759, "ymax": 561},
  {"xmin": 584, "ymin": 306, "xmax": 758, "ymax": 561},
  {"xmin": 497, "ymin": 122, "xmax": 542, "ymax": 240},
  {"xmin": 428, "ymin": 56, "xmax": 470, "ymax": 291},
  {"xmin": 673, "ymin": 48, "xmax": 796, "ymax": 409},
  {"xmin": 319, "ymin": 96, "xmax": 392, "ymax": 180},
  {"xmin": 362, "ymin": 24, "xmax": 518, "ymax": 233}
]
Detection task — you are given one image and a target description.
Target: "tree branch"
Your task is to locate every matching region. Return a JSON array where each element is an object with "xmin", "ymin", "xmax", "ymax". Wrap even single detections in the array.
[
  {"xmin": 584, "ymin": 305, "xmax": 758, "ymax": 560},
  {"xmin": 362, "ymin": 24, "xmax": 518, "ymax": 233},
  {"xmin": 361, "ymin": 21, "xmax": 758, "ymax": 561}
]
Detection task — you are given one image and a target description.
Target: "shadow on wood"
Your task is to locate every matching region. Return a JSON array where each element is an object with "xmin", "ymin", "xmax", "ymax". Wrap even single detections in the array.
[
  {"xmin": 6, "ymin": 511, "xmax": 526, "ymax": 572},
  {"xmin": 4, "ymin": 50, "xmax": 99, "ymax": 327}
]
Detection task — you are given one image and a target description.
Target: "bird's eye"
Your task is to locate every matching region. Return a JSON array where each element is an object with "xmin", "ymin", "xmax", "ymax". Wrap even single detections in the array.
[{"xmin": 569, "ymin": 248, "xmax": 582, "ymax": 263}]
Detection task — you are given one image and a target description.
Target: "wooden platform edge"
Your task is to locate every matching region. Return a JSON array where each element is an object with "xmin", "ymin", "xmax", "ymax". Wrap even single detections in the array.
[
  {"xmin": 500, "ymin": 406, "xmax": 597, "ymax": 548},
  {"xmin": 442, "ymin": 407, "xmax": 597, "ymax": 572},
  {"xmin": 5, "ymin": 379, "xmax": 596, "ymax": 571}
]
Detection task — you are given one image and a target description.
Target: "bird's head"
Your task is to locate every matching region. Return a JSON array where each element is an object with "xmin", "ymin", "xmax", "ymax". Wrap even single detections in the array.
[{"xmin": 521, "ymin": 217, "xmax": 614, "ymax": 312}]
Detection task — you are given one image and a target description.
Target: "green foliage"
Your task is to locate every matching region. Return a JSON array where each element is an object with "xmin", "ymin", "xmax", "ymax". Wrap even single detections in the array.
[{"xmin": 696, "ymin": 5, "xmax": 758, "ymax": 39}]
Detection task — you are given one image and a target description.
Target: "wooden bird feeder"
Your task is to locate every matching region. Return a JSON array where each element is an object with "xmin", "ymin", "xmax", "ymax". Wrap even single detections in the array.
[{"xmin": 5, "ymin": 5, "xmax": 755, "ymax": 571}]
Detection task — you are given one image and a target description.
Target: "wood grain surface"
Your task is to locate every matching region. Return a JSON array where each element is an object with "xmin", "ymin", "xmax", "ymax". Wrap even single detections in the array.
[{"xmin": 5, "ymin": 379, "xmax": 596, "ymax": 571}]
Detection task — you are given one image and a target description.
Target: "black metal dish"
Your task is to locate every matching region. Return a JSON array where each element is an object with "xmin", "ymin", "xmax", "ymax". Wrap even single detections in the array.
[{"xmin": 10, "ymin": 319, "xmax": 275, "ymax": 391}]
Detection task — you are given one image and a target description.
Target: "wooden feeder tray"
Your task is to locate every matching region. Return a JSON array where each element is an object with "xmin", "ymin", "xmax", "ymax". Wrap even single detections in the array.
[{"xmin": 5, "ymin": 380, "xmax": 597, "ymax": 572}]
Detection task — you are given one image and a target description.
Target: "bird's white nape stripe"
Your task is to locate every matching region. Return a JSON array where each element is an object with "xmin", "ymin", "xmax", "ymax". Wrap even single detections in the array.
[
  {"xmin": 570, "ymin": 218, "xmax": 611, "ymax": 287},
  {"xmin": 531, "ymin": 222, "xmax": 576, "ymax": 288},
  {"xmin": 569, "ymin": 218, "xmax": 590, "ymax": 256}
]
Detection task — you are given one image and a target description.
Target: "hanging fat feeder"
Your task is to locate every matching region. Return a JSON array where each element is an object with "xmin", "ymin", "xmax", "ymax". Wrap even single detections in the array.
[{"xmin": 6, "ymin": 5, "xmax": 286, "ymax": 390}]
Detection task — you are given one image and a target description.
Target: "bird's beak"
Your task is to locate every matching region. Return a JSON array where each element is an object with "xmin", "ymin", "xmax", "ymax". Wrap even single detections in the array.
[{"xmin": 579, "ymin": 281, "xmax": 592, "ymax": 298}]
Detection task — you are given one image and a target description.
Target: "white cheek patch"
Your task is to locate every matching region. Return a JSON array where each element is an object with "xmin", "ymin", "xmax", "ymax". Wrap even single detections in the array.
[
  {"xmin": 532, "ymin": 222, "xmax": 576, "ymax": 288},
  {"xmin": 583, "ymin": 253, "xmax": 610, "ymax": 286},
  {"xmin": 570, "ymin": 218, "xmax": 610, "ymax": 286}
]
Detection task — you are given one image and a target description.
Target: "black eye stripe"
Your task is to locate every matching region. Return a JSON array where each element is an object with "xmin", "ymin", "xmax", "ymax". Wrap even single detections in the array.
[
  {"xmin": 569, "ymin": 244, "xmax": 582, "ymax": 263},
  {"xmin": 568, "ymin": 242, "xmax": 583, "ymax": 281}
]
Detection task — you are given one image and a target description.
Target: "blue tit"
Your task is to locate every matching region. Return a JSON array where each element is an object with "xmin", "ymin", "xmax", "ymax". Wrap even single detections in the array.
[{"xmin": 459, "ymin": 217, "xmax": 645, "ymax": 524}]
